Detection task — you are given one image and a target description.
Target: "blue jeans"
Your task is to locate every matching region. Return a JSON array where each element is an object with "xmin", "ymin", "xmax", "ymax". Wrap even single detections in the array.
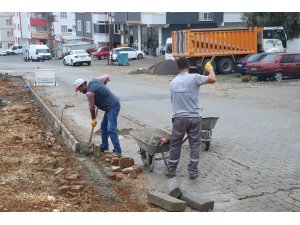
[{"xmin": 100, "ymin": 103, "xmax": 121, "ymax": 153}]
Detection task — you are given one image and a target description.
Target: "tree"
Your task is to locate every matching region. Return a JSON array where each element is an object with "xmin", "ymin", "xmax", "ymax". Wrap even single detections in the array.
[{"xmin": 242, "ymin": 12, "xmax": 300, "ymax": 40}]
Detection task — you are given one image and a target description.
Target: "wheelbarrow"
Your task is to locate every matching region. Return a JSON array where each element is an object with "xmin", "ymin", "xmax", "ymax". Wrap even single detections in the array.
[
  {"xmin": 130, "ymin": 117, "xmax": 219, "ymax": 172},
  {"xmin": 201, "ymin": 117, "xmax": 219, "ymax": 151},
  {"xmin": 130, "ymin": 128, "xmax": 175, "ymax": 172}
]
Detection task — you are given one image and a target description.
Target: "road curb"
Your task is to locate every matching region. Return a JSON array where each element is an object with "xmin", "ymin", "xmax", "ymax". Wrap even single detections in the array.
[{"xmin": 26, "ymin": 79, "xmax": 80, "ymax": 153}]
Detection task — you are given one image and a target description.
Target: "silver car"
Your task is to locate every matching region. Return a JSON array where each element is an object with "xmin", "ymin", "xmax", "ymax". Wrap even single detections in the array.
[
  {"xmin": 63, "ymin": 50, "xmax": 91, "ymax": 66},
  {"xmin": 111, "ymin": 47, "xmax": 144, "ymax": 61}
]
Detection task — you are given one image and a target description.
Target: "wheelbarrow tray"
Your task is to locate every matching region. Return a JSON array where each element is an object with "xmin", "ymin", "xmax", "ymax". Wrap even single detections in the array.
[
  {"xmin": 202, "ymin": 117, "xmax": 219, "ymax": 130},
  {"xmin": 130, "ymin": 128, "xmax": 171, "ymax": 155}
]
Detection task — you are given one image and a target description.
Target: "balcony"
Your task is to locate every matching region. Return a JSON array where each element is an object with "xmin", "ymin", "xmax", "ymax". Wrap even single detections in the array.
[
  {"xmin": 31, "ymin": 32, "xmax": 49, "ymax": 40},
  {"xmin": 30, "ymin": 18, "xmax": 48, "ymax": 27}
]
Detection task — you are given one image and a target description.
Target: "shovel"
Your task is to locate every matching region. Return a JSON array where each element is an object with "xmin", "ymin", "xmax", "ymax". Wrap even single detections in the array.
[
  {"xmin": 79, "ymin": 108, "xmax": 98, "ymax": 155},
  {"xmin": 88, "ymin": 107, "xmax": 98, "ymax": 144}
]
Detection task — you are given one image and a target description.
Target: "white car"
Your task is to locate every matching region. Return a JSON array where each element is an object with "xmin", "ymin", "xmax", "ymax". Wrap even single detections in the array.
[
  {"xmin": 63, "ymin": 50, "xmax": 91, "ymax": 66},
  {"xmin": 111, "ymin": 47, "xmax": 144, "ymax": 61},
  {"xmin": 6, "ymin": 45, "xmax": 26, "ymax": 55},
  {"xmin": 0, "ymin": 50, "xmax": 7, "ymax": 56}
]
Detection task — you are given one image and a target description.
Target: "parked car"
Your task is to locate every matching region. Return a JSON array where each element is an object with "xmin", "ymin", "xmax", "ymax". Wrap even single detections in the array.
[
  {"xmin": 63, "ymin": 50, "xmax": 91, "ymax": 66},
  {"xmin": 6, "ymin": 45, "xmax": 26, "ymax": 55},
  {"xmin": 92, "ymin": 46, "xmax": 111, "ymax": 60},
  {"xmin": 111, "ymin": 47, "xmax": 144, "ymax": 61},
  {"xmin": 0, "ymin": 50, "xmax": 7, "ymax": 56},
  {"xmin": 245, "ymin": 52, "xmax": 300, "ymax": 81},
  {"xmin": 86, "ymin": 48, "xmax": 97, "ymax": 55},
  {"xmin": 234, "ymin": 53, "xmax": 270, "ymax": 75}
]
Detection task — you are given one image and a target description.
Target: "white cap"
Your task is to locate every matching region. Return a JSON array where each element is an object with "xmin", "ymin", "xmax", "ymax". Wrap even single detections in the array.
[{"xmin": 73, "ymin": 78, "xmax": 85, "ymax": 92}]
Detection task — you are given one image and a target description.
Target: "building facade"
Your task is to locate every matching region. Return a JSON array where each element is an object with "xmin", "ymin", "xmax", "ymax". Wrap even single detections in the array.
[
  {"xmin": 6, "ymin": 12, "xmax": 268, "ymax": 55},
  {"xmin": 0, "ymin": 12, "xmax": 14, "ymax": 50}
]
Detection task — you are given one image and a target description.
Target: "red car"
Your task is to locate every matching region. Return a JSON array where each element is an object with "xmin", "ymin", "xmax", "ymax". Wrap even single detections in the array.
[
  {"xmin": 245, "ymin": 52, "xmax": 300, "ymax": 81},
  {"xmin": 92, "ymin": 46, "xmax": 111, "ymax": 60}
]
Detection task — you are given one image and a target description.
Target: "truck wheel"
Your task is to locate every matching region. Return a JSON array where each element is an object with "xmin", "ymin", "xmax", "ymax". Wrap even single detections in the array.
[{"xmin": 217, "ymin": 58, "xmax": 233, "ymax": 74}]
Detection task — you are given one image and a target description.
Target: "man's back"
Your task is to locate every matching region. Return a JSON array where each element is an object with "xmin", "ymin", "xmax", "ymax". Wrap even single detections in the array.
[
  {"xmin": 87, "ymin": 79, "xmax": 119, "ymax": 111},
  {"xmin": 170, "ymin": 72, "xmax": 207, "ymax": 118}
]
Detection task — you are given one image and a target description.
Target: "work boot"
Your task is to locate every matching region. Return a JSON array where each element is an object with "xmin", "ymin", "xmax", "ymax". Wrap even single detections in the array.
[
  {"xmin": 165, "ymin": 171, "xmax": 176, "ymax": 178},
  {"xmin": 189, "ymin": 172, "xmax": 199, "ymax": 180},
  {"xmin": 100, "ymin": 147, "xmax": 109, "ymax": 152}
]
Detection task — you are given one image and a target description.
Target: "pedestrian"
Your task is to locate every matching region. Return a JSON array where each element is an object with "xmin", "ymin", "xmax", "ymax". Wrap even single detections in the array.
[
  {"xmin": 166, "ymin": 57, "xmax": 216, "ymax": 179},
  {"xmin": 73, "ymin": 75, "xmax": 122, "ymax": 157}
]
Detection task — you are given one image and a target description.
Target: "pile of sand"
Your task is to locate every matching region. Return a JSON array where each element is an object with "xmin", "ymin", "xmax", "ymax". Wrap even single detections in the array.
[{"xmin": 130, "ymin": 60, "xmax": 179, "ymax": 75}]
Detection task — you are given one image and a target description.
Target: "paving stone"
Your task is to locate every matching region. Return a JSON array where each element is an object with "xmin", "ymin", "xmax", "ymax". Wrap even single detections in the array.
[
  {"xmin": 147, "ymin": 191, "xmax": 187, "ymax": 212},
  {"xmin": 180, "ymin": 189, "xmax": 214, "ymax": 212},
  {"xmin": 162, "ymin": 177, "xmax": 182, "ymax": 198}
]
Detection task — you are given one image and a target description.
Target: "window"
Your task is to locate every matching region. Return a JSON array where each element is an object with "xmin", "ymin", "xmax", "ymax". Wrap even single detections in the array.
[
  {"xmin": 77, "ymin": 20, "xmax": 82, "ymax": 31},
  {"xmin": 0, "ymin": 43, "xmax": 2, "ymax": 48},
  {"xmin": 114, "ymin": 24, "xmax": 121, "ymax": 34},
  {"xmin": 86, "ymin": 21, "xmax": 91, "ymax": 33},
  {"xmin": 7, "ymin": 31, "xmax": 12, "ymax": 38},
  {"xmin": 94, "ymin": 24, "xmax": 109, "ymax": 34},
  {"xmin": 18, "ymin": 24, "xmax": 20, "ymax": 30},
  {"xmin": 60, "ymin": 12, "xmax": 67, "ymax": 18},
  {"xmin": 280, "ymin": 55, "xmax": 293, "ymax": 63},
  {"xmin": 6, "ymin": 19, "xmax": 12, "ymax": 26},
  {"xmin": 61, "ymin": 25, "xmax": 68, "ymax": 33},
  {"xmin": 199, "ymin": 12, "xmax": 213, "ymax": 21},
  {"xmin": 294, "ymin": 54, "xmax": 300, "ymax": 62},
  {"xmin": 72, "ymin": 25, "xmax": 76, "ymax": 31},
  {"xmin": 28, "ymin": 25, "xmax": 30, "ymax": 32}
]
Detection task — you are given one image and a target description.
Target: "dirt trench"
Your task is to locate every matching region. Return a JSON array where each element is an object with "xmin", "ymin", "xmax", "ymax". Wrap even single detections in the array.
[{"xmin": 0, "ymin": 76, "xmax": 158, "ymax": 212}]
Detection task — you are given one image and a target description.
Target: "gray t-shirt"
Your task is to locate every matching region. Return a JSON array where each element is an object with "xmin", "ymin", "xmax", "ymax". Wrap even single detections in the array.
[{"xmin": 170, "ymin": 72, "xmax": 208, "ymax": 118}]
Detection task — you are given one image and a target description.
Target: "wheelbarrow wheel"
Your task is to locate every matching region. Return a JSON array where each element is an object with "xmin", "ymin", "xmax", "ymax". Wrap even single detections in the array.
[
  {"xmin": 140, "ymin": 149, "xmax": 154, "ymax": 172},
  {"xmin": 140, "ymin": 149, "xmax": 148, "ymax": 166},
  {"xmin": 202, "ymin": 141, "xmax": 210, "ymax": 151}
]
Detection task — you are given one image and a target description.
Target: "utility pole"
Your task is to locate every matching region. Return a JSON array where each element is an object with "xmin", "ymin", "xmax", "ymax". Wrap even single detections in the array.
[
  {"xmin": 48, "ymin": 12, "xmax": 54, "ymax": 57},
  {"xmin": 107, "ymin": 12, "xmax": 113, "ymax": 65}
]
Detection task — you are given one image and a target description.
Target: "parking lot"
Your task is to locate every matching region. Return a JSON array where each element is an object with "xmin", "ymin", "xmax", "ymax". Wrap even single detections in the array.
[{"xmin": 1, "ymin": 54, "xmax": 300, "ymax": 212}]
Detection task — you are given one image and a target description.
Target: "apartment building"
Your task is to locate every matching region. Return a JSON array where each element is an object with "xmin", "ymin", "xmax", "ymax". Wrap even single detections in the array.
[
  {"xmin": 7, "ymin": 12, "xmax": 265, "ymax": 55},
  {"xmin": 53, "ymin": 12, "xmax": 76, "ymax": 37},
  {"xmin": 0, "ymin": 12, "xmax": 14, "ymax": 50}
]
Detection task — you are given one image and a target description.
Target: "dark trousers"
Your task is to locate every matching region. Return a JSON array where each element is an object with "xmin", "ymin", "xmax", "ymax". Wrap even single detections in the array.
[
  {"xmin": 100, "ymin": 103, "xmax": 121, "ymax": 153},
  {"xmin": 167, "ymin": 117, "xmax": 202, "ymax": 176}
]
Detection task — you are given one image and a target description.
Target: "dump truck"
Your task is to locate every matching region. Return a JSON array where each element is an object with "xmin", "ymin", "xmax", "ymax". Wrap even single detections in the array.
[{"xmin": 170, "ymin": 26, "xmax": 287, "ymax": 74}]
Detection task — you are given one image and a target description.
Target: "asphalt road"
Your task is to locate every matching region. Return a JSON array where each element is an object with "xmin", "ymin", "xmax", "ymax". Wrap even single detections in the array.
[{"xmin": 1, "ymin": 54, "xmax": 300, "ymax": 212}]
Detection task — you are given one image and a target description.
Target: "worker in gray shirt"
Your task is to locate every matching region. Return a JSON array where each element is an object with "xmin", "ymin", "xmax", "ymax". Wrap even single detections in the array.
[{"xmin": 166, "ymin": 57, "xmax": 216, "ymax": 179}]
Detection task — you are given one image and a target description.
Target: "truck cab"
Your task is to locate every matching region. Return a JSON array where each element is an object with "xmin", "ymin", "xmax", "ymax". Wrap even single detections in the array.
[{"xmin": 260, "ymin": 27, "xmax": 287, "ymax": 53}]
